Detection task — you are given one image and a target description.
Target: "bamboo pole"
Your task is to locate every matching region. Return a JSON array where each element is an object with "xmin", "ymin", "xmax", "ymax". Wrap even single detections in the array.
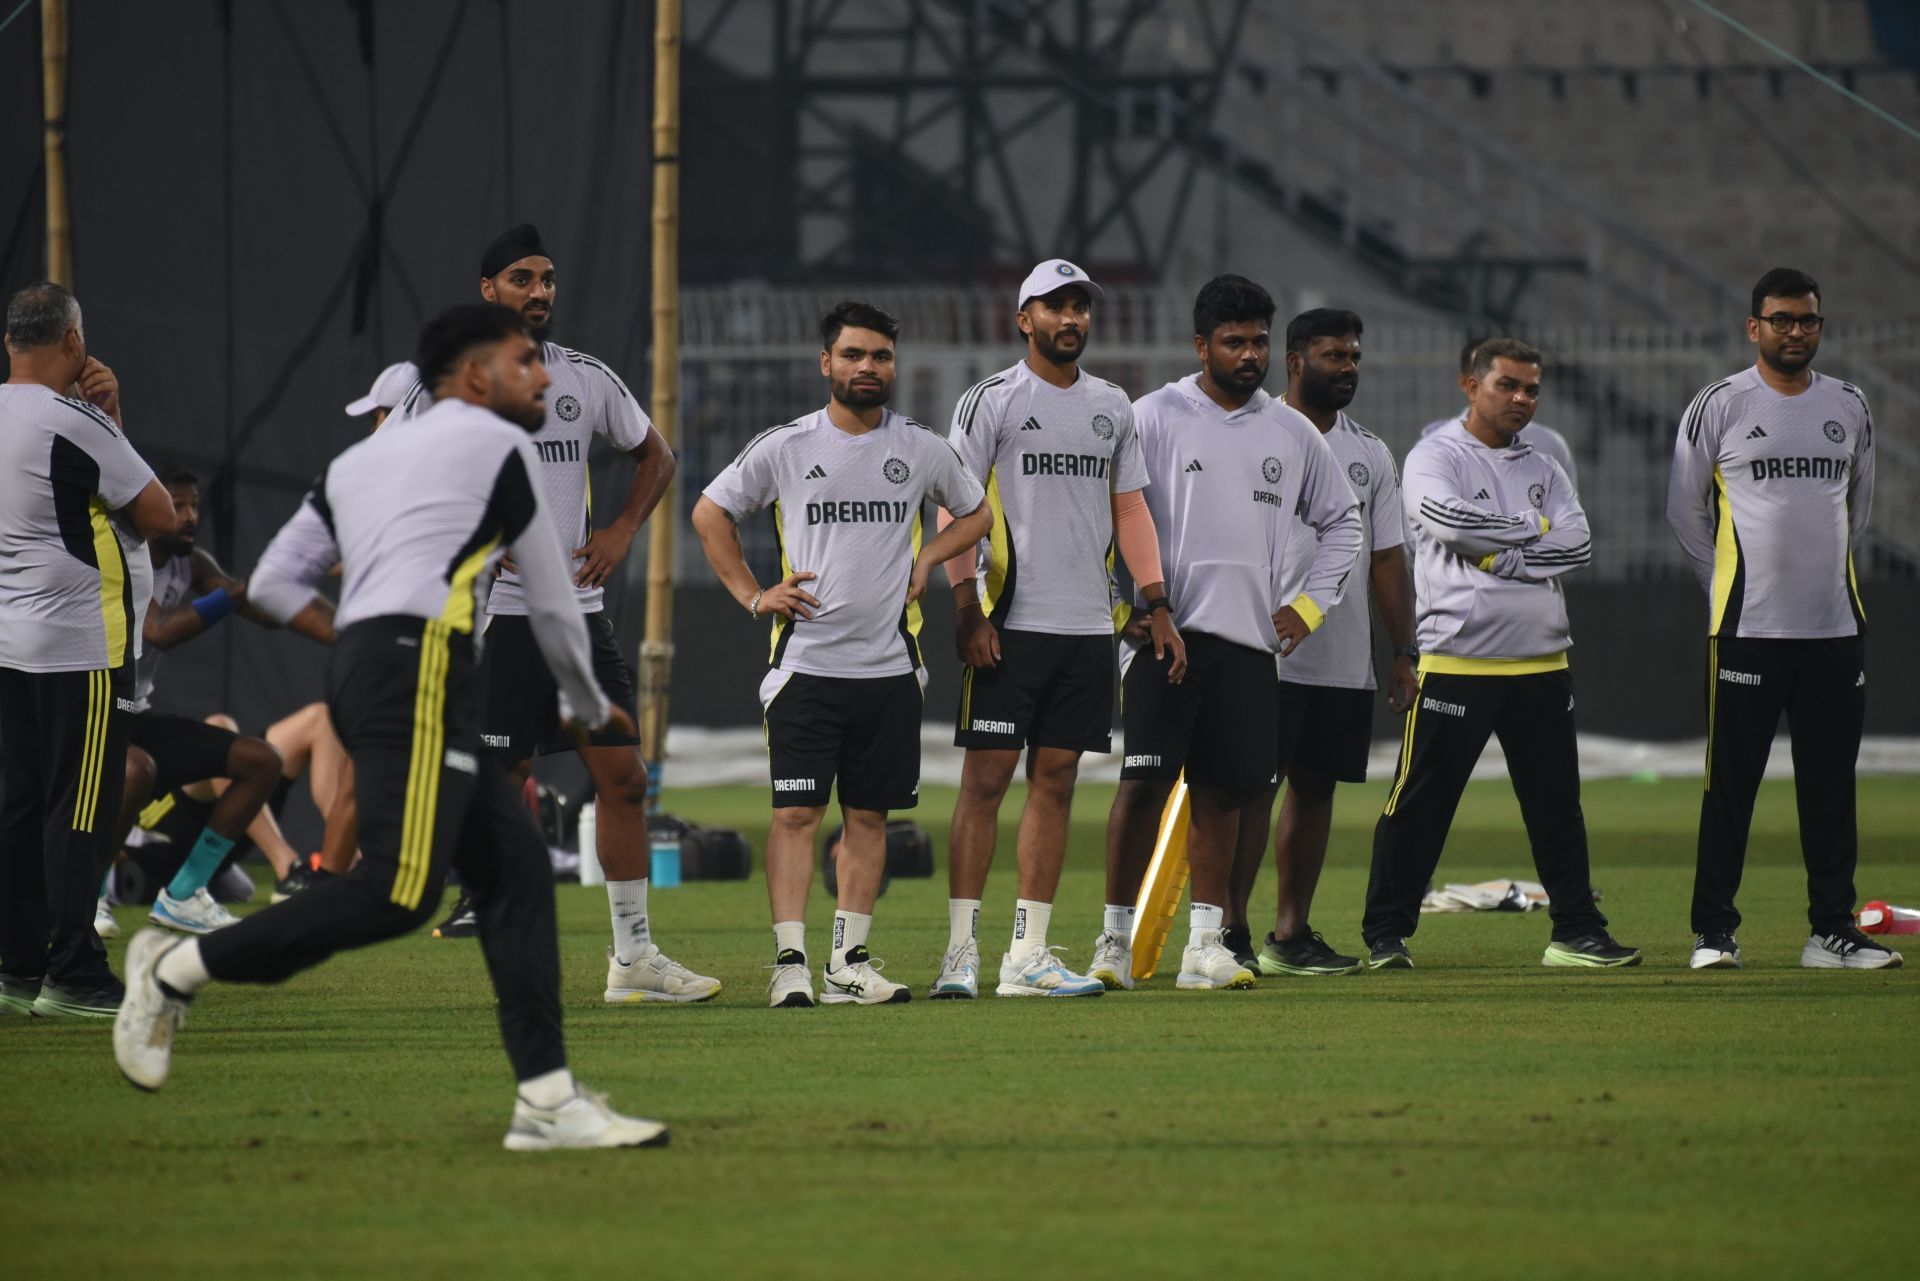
[
  {"xmin": 42, "ymin": 0, "xmax": 71, "ymax": 287},
  {"xmin": 638, "ymin": 0, "xmax": 681, "ymax": 780}
]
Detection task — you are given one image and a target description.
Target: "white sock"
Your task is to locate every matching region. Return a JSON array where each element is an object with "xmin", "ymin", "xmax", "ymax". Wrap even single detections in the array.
[
  {"xmin": 518, "ymin": 1067, "xmax": 576, "ymax": 1110},
  {"xmin": 773, "ymin": 920, "xmax": 806, "ymax": 963},
  {"xmin": 830, "ymin": 909, "xmax": 872, "ymax": 971},
  {"xmin": 1189, "ymin": 901, "xmax": 1224, "ymax": 945},
  {"xmin": 154, "ymin": 938, "xmax": 210, "ymax": 996},
  {"xmin": 1011, "ymin": 898, "xmax": 1051, "ymax": 956},
  {"xmin": 947, "ymin": 898, "xmax": 981, "ymax": 950},
  {"xmin": 1103, "ymin": 903, "xmax": 1136, "ymax": 938},
  {"xmin": 608, "ymin": 878, "xmax": 653, "ymax": 964}
]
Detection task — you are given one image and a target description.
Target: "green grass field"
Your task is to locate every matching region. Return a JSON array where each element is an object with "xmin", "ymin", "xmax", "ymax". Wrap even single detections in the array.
[{"xmin": 6, "ymin": 776, "xmax": 1917, "ymax": 1280}]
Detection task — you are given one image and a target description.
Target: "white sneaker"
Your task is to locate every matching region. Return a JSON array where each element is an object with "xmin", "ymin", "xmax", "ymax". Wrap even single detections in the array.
[
  {"xmin": 604, "ymin": 945, "xmax": 721, "ymax": 1004},
  {"xmin": 113, "ymin": 929, "xmax": 190, "ymax": 1091},
  {"xmin": 820, "ymin": 950, "xmax": 910, "ymax": 1005},
  {"xmin": 1689, "ymin": 931, "xmax": 1742, "ymax": 970},
  {"xmin": 1177, "ymin": 930, "xmax": 1257, "ymax": 990},
  {"xmin": 768, "ymin": 955, "xmax": 815, "ymax": 1008},
  {"xmin": 503, "ymin": 1086, "xmax": 669, "ymax": 1152},
  {"xmin": 1801, "ymin": 929, "xmax": 1904, "ymax": 970},
  {"xmin": 996, "ymin": 943, "xmax": 1105, "ymax": 997},
  {"xmin": 149, "ymin": 888, "xmax": 238, "ymax": 935},
  {"xmin": 930, "ymin": 938, "xmax": 979, "ymax": 1000},
  {"xmin": 94, "ymin": 896, "xmax": 120, "ymax": 940},
  {"xmin": 1087, "ymin": 930, "xmax": 1134, "ymax": 991}
]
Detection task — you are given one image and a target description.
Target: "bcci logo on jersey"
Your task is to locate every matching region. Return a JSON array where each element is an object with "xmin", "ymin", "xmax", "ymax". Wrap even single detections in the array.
[
  {"xmin": 882, "ymin": 457, "xmax": 911, "ymax": 484},
  {"xmin": 1347, "ymin": 461, "xmax": 1370, "ymax": 488},
  {"xmin": 1823, "ymin": 420, "xmax": 1845, "ymax": 443},
  {"xmin": 1261, "ymin": 456, "xmax": 1283, "ymax": 484},
  {"xmin": 1090, "ymin": 413, "xmax": 1115, "ymax": 441},
  {"xmin": 1528, "ymin": 483, "xmax": 1545, "ymax": 509},
  {"xmin": 554, "ymin": 395, "xmax": 581, "ymax": 421}
]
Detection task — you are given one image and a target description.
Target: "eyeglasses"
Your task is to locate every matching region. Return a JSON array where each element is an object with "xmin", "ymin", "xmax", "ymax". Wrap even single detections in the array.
[{"xmin": 1755, "ymin": 312, "xmax": 1824, "ymax": 335}]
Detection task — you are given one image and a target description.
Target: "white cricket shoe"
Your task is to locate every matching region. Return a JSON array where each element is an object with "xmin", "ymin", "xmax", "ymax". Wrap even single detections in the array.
[
  {"xmin": 604, "ymin": 945, "xmax": 721, "ymax": 1004},
  {"xmin": 1176, "ymin": 930, "xmax": 1257, "ymax": 990},
  {"xmin": 1087, "ymin": 930, "xmax": 1134, "ymax": 991},
  {"xmin": 113, "ymin": 929, "xmax": 190, "ymax": 1092},
  {"xmin": 768, "ymin": 953, "xmax": 815, "ymax": 1008},
  {"xmin": 94, "ymin": 896, "xmax": 120, "ymax": 940},
  {"xmin": 1689, "ymin": 931, "xmax": 1742, "ymax": 970},
  {"xmin": 149, "ymin": 888, "xmax": 238, "ymax": 935},
  {"xmin": 996, "ymin": 943, "xmax": 1105, "ymax": 997},
  {"xmin": 820, "ymin": 949, "xmax": 910, "ymax": 1005},
  {"xmin": 930, "ymin": 938, "xmax": 979, "ymax": 1000},
  {"xmin": 503, "ymin": 1086, "xmax": 669, "ymax": 1152},
  {"xmin": 1801, "ymin": 929, "xmax": 1904, "ymax": 970}
]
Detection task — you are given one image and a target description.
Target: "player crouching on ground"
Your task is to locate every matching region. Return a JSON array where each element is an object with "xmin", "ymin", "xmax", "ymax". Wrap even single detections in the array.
[{"xmin": 692, "ymin": 301, "xmax": 990, "ymax": 1009}]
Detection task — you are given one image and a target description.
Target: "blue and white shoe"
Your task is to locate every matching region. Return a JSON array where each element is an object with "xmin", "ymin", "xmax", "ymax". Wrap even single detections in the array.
[
  {"xmin": 996, "ymin": 943, "xmax": 1105, "ymax": 998},
  {"xmin": 150, "ymin": 888, "xmax": 238, "ymax": 936},
  {"xmin": 930, "ymin": 938, "xmax": 979, "ymax": 1000},
  {"xmin": 94, "ymin": 896, "xmax": 120, "ymax": 940}
]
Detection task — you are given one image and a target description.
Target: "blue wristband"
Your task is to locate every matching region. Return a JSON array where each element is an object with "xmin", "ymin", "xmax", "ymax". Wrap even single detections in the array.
[{"xmin": 190, "ymin": 588, "xmax": 234, "ymax": 628}]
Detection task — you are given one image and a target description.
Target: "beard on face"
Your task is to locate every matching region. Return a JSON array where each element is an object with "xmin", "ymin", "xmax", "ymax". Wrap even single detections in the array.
[
  {"xmin": 496, "ymin": 391, "xmax": 546, "ymax": 432},
  {"xmin": 832, "ymin": 375, "xmax": 891, "ymax": 409},
  {"xmin": 1207, "ymin": 355, "xmax": 1266, "ymax": 395},
  {"xmin": 1762, "ymin": 338, "xmax": 1816, "ymax": 375},
  {"xmin": 1031, "ymin": 325, "xmax": 1084, "ymax": 366},
  {"xmin": 1300, "ymin": 366, "xmax": 1357, "ymax": 412}
]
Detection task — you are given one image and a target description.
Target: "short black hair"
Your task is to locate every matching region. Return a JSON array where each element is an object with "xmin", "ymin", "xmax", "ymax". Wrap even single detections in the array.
[
  {"xmin": 1470, "ymin": 337, "xmax": 1543, "ymax": 381},
  {"xmin": 413, "ymin": 303, "xmax": 531, "ymax": 392},
  {"xmin": 161, "ymin": 467, "xmax": 202, "ymax": 491},
  {"xmin": 5, "ymin": 281, "xmax": 80, "ymax": 350},
  {"xmin": 1751, "ymin": 267, "xmax": 1820, "ymax": 318},
  {"xmin": 819, "ymin": 300, "xmax": 899, "ymax": 350},
  {"xmin": 1458, "ymin": 335, "xmax": 1491, "ymax": 376},
  {"xmin": 1285, "ymin": 308, "xmax": 1364, "ymax": 355},
  {"xmin": 1193, "ymin": 274, "xmax": 1275, "ymax": 339}
]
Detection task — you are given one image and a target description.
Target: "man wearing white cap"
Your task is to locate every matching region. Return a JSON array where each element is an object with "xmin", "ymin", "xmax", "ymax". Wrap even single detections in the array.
[
  {"xmin": 344, "ymin": 361, "xmax": 419, "ymax": 428},
  {"xmin": 929, "ymin": 258, "xmax": 1186, "ymax": 1000}
]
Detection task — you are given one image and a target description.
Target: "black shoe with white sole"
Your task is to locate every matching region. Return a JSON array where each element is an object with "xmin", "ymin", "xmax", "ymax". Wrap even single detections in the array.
[
  {"xmin": 1802, "ymin": 927, "xmax": 1903, "ymax": 970},
  {"xmin": 1690, "ymin": 930, "xmax": 1741, "ymax": 969}
]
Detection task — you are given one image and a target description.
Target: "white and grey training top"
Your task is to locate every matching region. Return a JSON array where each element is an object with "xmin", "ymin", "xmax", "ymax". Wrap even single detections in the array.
[
  {"xmin": 1126, "ymin": 375, "xmax": 1363, "ymax": 657},
  {"xmin": 388, "ymin": 341, "xmax": 656, "ymax": 616},
  {"xmin": 1421, "ymin": 413, "xmax": 1577, "ymax": 490},
  {"xmin": 1666, "ymin": 366, "xmax": 1873, "ymax": 640},
  {"xmin": 703, "ymin": 407, "xmax": 986, "ymax": 680},
  {"xmin": 1279, "ymin": 411, "xmax": 1404, "ymax": 690},
  {"xmin": 948, "ymin": 360, "xmax": 1147, "ymax": 636},
  {"xmin": 128, "ymin": 552, "xmax": 192, "ymax": 713},
  {"xmin": 0, "ymin": 383, "xmax": 156, "ymax": 673},
  {"xmin": 250, "ymin": 397, "xmax": 612, "ymax": 730},
  {"xmin": 1402, "ymin": 419, "xmax": 1589, "ymax": 664}
]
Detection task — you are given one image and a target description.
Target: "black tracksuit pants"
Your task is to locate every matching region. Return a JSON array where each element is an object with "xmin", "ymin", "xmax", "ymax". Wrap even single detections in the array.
[
  {"xmin": 1693, "ymin": 635, "xmax": 1864, "ymax": 936},
  {"xmin": 1363, "ymin": 668, "xmax": 1608, "ymax": 947},
  {"xmin": 0, "ymin": 664, "xmax": 130, "ymax": 985},
  {"xmin": 197, "ymin": 617, "xmax": 565, "ymax": 1081}
]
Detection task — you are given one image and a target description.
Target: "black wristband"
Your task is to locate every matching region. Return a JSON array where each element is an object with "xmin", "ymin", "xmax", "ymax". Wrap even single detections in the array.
[
  {"xmin": 1393, "ymin": 645, "xmax": 1419, "ymax": 660},
  {"xmin": 1145, "ymin": 597, "xmax": 1172, "ymax": 616}
]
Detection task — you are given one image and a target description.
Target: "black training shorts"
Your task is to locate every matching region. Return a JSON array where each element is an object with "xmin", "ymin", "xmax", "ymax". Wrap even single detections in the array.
[
  {"xmin": 477, "ymin": 611, "xmax": 639, "ymax": 759},
  {"xmin": 1118, "ymin": 630, "xmax": 1278, "ymax": 792},
  {"xmin": 953, "ymin": 629, "xmax": 1113, "ymax": 754},
  {"xmin": 762, "ymin": 669, "xmax": 922, "ymax": 811}
]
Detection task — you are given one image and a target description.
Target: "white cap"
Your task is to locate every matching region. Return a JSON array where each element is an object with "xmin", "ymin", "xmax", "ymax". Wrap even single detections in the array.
[
  {"xmin": 344, "ymin": 361, "xmax": 420, "ymax": 416},
  {"xmin": 1016, "ymin": 258, "xmax": 1104, "ymax": 309}
]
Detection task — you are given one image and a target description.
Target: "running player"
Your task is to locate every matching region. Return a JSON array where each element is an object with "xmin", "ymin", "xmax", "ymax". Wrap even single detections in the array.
[
  {"xmin": 389, "ymin": 224, "xmax": 717, "ymax": 1002},
  {"xmin": 1221, "ymin": 308, "xmax": 1417, "ymax": 977},
  {"xmin": 1667, "ymin": 268, "xmax": 1896, "ymax": 971},
  {"xmin": 118, "ymin": 469, "xmax": 334, "ymax": 934},
  {"xmin": 1089, "ymin": 276, "xmax": 1364, "ymax": 992},
  {"xmin": 1363, "ymin": 338, "xmax": 1638, "ymax": 970},
  {"xmin": 692, "ymin": 300, "xmax": 990, "ymax": 1008},
  {"xmin": 931, "ymin": 258, "xmax": 1184, "ymax": 1000},
  {"xmin": 1421, "ymin": 338, "xmax": 1577, "ymax": 487},
  {"xmin": 1, "ymin": 281, "xmax": 176, "ymax": 1017},
  {"xmin": 115, "ymin": 302, "xmax": 668, "ymax": 1150}
]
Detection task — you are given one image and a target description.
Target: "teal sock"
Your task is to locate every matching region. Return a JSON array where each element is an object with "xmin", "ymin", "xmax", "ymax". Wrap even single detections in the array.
[{"xmin": 165, "ymin": 829, "xmax": 237, "ymax": 899}]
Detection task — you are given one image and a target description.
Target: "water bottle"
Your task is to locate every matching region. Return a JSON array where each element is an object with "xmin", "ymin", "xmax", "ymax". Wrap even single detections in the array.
[{"xmin": 577, "ymin": 801, "xmax": 604, "ymax": 887}]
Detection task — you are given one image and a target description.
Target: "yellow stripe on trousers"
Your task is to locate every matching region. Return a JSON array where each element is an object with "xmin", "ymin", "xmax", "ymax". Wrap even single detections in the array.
[
  {"xmin": 1703, "ymin": 637, "xmax": 1718, "ymax": 793},
  {"xmin": 71, "ymin": 669, "xmax": 109, "ymax": 832},
  {"xmin": 393, "ymin": 622, "xmax": 450, "ymax": 910},
  {"xmin": 1382, "ymin": 673, "xmax": 1426, "ymax": 816}
]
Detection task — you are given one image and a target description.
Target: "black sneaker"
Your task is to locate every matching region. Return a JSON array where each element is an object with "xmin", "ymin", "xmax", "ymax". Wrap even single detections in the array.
[
  {"xmin": 0, "ymin": 973, "xmax": 43, "ymax": 1016},
  {"xmin": 32, "ymin": 973, "xmax": 126, "ymax": 1018},
  {"xmin": 431, "ymin": 893, "xmax": 479, "ymax": 939},
  {"xmin": 1544, "ymin": 930, "xmax": 1642, "ymax": 968},
  {"xmin": 1689, "ymin": 930, "xmax": 1741, "ymax": 970},
  {"xmin": 1221, "ymin": 925, "xmax": 1256, "ymax": 970},
  {"xmin": 1367, "ymin": 937, "xmax": 1414, "ymax": 970},
  {"xmin": 1802, "ymin": 926, "xmax": 1904, "ymax": 970},
  {"xmin": 272, "ymin": 864, "xmax": 316, "ymax": 903},
  {"xmin": 1257, "ymin": 929, "xmax": 1363, "ymax": 976}
]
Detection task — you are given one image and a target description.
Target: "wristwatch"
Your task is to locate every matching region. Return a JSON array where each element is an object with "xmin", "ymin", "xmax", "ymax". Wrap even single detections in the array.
[
  {"xmin": 1393, "ymin": 645, "xmax": 1419, "ymax": 660},
  {"xmin": 1145, "ymin": 597, "xmax": 1172, "ymax": 616}
]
